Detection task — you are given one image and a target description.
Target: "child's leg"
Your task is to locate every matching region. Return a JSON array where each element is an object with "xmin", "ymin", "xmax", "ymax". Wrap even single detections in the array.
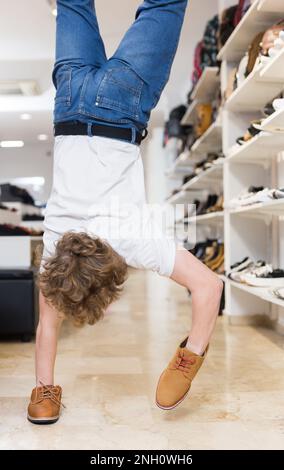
[
  {"xmin": 53, "ymin": 0, "xmax": 107, "ymax": 80},
  {"xmin": 35, "ymin": 292, "xmax": 63, "ymax": 386},
  {"xmin": 111, "ymin": 0, "xmax": 188, "ymax": 107},
  {"xmin": 171, "ymin": 249, "xmax": 223, "ymax": 355}
]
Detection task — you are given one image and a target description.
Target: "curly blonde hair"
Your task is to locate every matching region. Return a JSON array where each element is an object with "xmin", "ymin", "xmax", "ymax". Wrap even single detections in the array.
[{"xmin": 39, "ymin": 232, "xmax": 128, "ymax": 327}]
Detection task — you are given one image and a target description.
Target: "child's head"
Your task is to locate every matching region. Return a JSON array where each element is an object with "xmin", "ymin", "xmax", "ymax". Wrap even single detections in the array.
[{"xmin": 39, "ymin": 232, "xmax": 128, "ymax": 326}]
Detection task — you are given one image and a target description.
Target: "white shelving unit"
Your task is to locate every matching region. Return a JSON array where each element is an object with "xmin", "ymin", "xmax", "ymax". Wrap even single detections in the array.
[
  {"xmin": 260, "ymin": 47, "xmax": 284, "ymax": 82},
  {"xmin": 221, "ymin": 0, "xmax": 284, "ymax": 330},
  {"xmin": 191, "ymin": 67, "xmax": 220, "ymax": 101},
  {"xmin": 218, "ymin": 0, "xmax": 282, "ymax": 61},
  {"xmin": 181, "ymin": 100, "xmax": 198, "ymax": 125},
  {"xmin": 226, "ymin": 132, "xmax": 284, "ymax": 162},
  {"xmin": 185, "ymin": 211, "xmax": 224, "ymax": 224},
  {"xmin": 165, "ymin": 64, "xmax": 224, "ymax": 265},
  {"xmin": 0, "ymin": 236, "xmax": 42, "ymax": 268},
  {"xmin": 258, "ymin": 0, "xmax": 284, "ymax": 14},
  {"xmin": 190, "ymin": 121, "xmax": 222, "ymax": 154},
  {"xmin": 261, "ymin": 107, "xmax": 284, "ymax": 132},
  {"xmin": 182, "ymin": 163, "xmax": 223, "ymax": 191},
  {"xmin": 164, "ymin": 0, "xmax": 284, "ymax": 334},
  {"xmin": 229, "ymin": 199, "xmax": 284, "ymax": 216},
  {"xmin": 229, "ymin": 278, "xmax": 284, "ymax": 309},
  {"xmin": 0, "ymin": 207, "xmax": 21, "ymax": 225},
  {"xmin": 225, "ymin": 66, "xmax": 284, "ymax": 112},
  {"xmin": 167, "ymin": 163, "xmax": 223, "ymax": 204},
  {"xmin": 0, "ymin": 201, "xmax": 43, "ymax": 268},
  {"xmin": 181, "ymin": 67, "xmax": 220, "ymax": 125},
  {"xmin": 166, "ymin": 150, "xmax": 191, "ymax": 172}
]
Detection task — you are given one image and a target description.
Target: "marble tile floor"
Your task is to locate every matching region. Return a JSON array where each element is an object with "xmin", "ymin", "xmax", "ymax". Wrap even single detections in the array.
[{"xmin": 0, "ymin": 269, "xmax": 284, "ymax": 450}]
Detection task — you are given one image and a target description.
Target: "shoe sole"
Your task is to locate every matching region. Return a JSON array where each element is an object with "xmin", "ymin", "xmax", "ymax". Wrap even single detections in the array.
[
  {"xmin": 242, "ymin": 277, "xmax": 284, "ymax": 288},
  {"xmin": 155, "ymin": 390, "xmax": 190, "ymax": 411},
  {"xmin": 27, "ymin": 415, "xmax": 59, "ymax": 425}
]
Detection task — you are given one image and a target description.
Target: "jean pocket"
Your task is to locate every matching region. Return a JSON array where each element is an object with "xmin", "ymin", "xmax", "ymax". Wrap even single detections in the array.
[
  {"xmin": 95, "ymin": 65, "xmax": 143, "ymax": 120},
  {"xmin": 54, "ymin": 65, "xmax": 72, "ymax": 105}
]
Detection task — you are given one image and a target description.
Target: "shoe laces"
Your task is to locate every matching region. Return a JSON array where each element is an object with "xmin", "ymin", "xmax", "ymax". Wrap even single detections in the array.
[
  {"xmin": 38, "ymin": 381, "xmax": 66, "ymax": 408},
  {"xmin": 173, "ymin": 352, "xmax": 196, "ymax": 376}
]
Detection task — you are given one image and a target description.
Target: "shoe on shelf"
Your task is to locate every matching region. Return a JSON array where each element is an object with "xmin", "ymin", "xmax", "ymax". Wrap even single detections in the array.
[
  {"xmin": 156, "ymin": 338, "xmax": 208, "ymax": 410},
  {"xmin": 196, "ymin": 194, "xmax": 218, "ymax": 216},
  {"xmin": 227, "ymin": 186, "xmax": 284, "ymax": 208},
  {"xmin": 207, "ymin": 244, "xmax": 224, "ymax": 272},
  {"xmin": 236, "ymin": 121, "xmax": 262, "ymax": 145},
  {"xmin": 206, "ymin": 195, "xmax": 224, "ymax": 213},
  {"xmin": 274, "ymin": 36, "xmax": 284, "ymax": 50},
  {"xmin": 202, "ymin": 240, "xmax": 219, "ymax": 264},
  {"xmin": 191, "ymin": 239, "xmax": 217, "ymax": 260},
  {"xmin": 229, "ymin": 257, "xmax": 253, "ymax": 273},
  {"xmin": 216, "ymin": 261, "xmax": 225, "ymax": 275},
  {"xmin": 279, "ymin": 30, "xmax": 284, "ymax": 42},
  {"xmin": 227, "ymin": 186, "xmax": 263, "ymax": 208},
  {"xmin": 272, "ymin": 98, "xmax": 284, "ymax": 112},
  {"xmin": 228, "ymin": 260, "xmax": 266, "ymax": 282},
  {"xmin": 242, "ymin": 268, "xmax": 284, "ymax": 287},
  {"xmin": 27, "ymin": 384, "xmax": 64, "ymax": 424},
  {"xmin": 271, "ymin": 287, "xmax": 284, "ymax": 301}
]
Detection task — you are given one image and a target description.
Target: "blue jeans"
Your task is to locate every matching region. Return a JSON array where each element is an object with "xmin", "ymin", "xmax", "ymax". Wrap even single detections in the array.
[{"xmin": 53, "ymin": 0, "xmax": 188, "ymax": 136}]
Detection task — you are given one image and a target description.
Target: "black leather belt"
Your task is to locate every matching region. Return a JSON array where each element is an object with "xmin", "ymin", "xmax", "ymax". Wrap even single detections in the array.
[{"xmin": 54, "ymin": 121, "xmax": 148, "ymax": 145}]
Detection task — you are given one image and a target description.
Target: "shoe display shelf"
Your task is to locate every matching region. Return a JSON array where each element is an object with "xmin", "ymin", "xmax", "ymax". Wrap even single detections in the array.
[
  {"xmin": 0, "ymin": 236, "xmax": 42, "ymax": 269},
  {"xmin": 165, "ymin": 150, "xmax": 193, "ymax": 178},
  {"xmin": 258, "ymin": 0, "xmax": 284, "ymax": 14},
  {"xmin": 20, "ymin": 221, "xmax": 44, "ymax": 232},
  {"xmin": 221, "ymin": 0, "xmax": 284, "ymax": 333},
  {"xmin": 167, "ymin": 162, "xmax": 224, "ymax": 205},
  {"xmin": 225, "ymin": 132, "xmax": 284, "ymax": 162},
  {"xmin": 0, "ymin": 207, "xmax": 21, "ymax": 225},
  {"xmin": 260, "ymin": 47, "xmax": 284, "ymax": 82},
  {"xmin": 165, "ymin": 121, "xmax": 222, "ymax": 178},
  {"xmin": 261, "ymin": 107, "xmax": 284, "ymax": 132},
  {"xmin": 3, "ymin": 202, "xmax": 42, "ymax": 218},
  {"xmin": 185, "ymin": 211, "xmax": 224, "ymax": 225},
  {"xmin": 181, "ymin": 67, "xmax": 220, "ymax": 126},
  {"xmin": 225, "ymin": 65, "xmax": 284, "ymax": 113},
  {"xmin": 0, "ymin": 200, "xmax": 43, "ymax": 268},
  {"xmin": 165, "ymin": 62, "xmax": 224, "ymax": 269},
  {"xmin": 218, "ymin": 0, "xmax": 284, "ymax": 62}
]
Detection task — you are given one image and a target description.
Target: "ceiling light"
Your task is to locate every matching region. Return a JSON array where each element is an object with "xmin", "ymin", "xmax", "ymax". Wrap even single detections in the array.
[
  {"xmin": 52, "ymin": 8, "xmax": 57, "ymax": 16},
  {"xmin": 0, "ymin": 140, "xmax": 24, "ymax": 148},
  {"xmin": 38, "ymin": 134, "xmax": 48, "ymax": 141},
  {"xmin": 13, "ymin": 177, "xmax": 45, "ymax": 187},
  {"xmin": 20, "ymin": 113, "xmax": 32, "ymax": 120}
]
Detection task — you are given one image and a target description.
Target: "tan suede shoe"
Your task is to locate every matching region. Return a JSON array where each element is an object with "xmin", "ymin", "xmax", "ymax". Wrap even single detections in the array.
[
  {"xmin": 156, "ymin": 338, "xmax": 208, "ymax": 410},
  {"xmin": 27, "ymin": 384, "xmax": 63, "ymax": 424}
]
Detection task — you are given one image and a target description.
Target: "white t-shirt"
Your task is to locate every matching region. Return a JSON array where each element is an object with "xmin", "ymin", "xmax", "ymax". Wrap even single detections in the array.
[{"xmin": 42, "ymin": 135, "xmax": 176, "ymax": 277}]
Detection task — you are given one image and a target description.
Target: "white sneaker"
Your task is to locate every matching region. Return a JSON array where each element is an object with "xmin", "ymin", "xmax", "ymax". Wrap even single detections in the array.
[
  {"xmin": 228, "ymin": 188, "xmax": 268, "ymax": 208},
  {"xmin": 268, "ymin": 47, "xmax": 279, "ymax": 58},
  {"xmin": 243, "ymin": 275, "xmax": 284, "ymax": 287},
  {"xmin": 229, "ymin": 188, "xmax": 284, "ymax": 208},
  {"xmin": 259, "ymin": 54, "xmax": 271, "ymax": 67},
  {"xmin": 241, "ymin": 265, "xmax": 276, "ymax": 286},
  {"xmin": 274, "ymin": 37, "xmax": 284, "ymax": 50},
  {"xmin": 272, "ymin": 287, "xmax": 284, "ymax": 300},
  {"xmin": 229, "ymin": 261, "xmax": 266, "ymax": 283},
  {"xmin": 273, "ymin": 98, "xmax": 284, "ymax": 112},
  {"xmin": 229, "ymin": 257, "xmax": 254, "ymax": 274}
]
